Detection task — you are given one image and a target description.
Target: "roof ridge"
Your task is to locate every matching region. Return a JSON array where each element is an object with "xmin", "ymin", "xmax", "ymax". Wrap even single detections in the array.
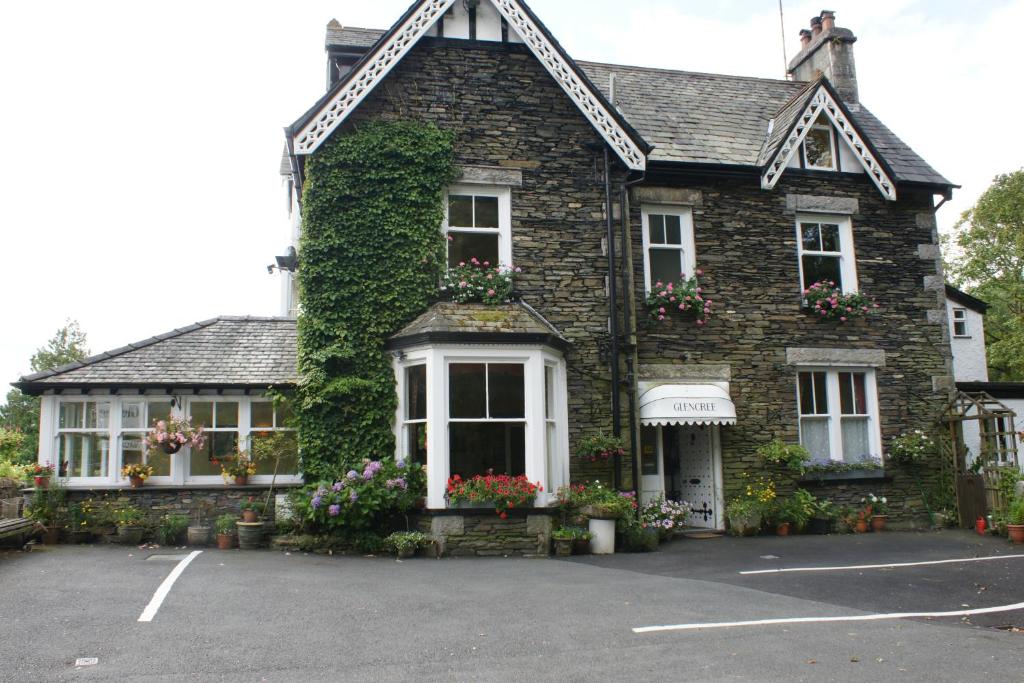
[{"xmin": 577, "ymin": 59, "xmax": 805, "ymax": 86}]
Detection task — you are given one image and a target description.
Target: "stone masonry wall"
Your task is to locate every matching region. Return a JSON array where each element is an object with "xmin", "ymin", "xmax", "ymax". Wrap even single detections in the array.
[
  {"xmin": 61, "ymin": 486, "xmax": 297, "ymax": 525},
  {"xmin": 415, "ymin": 510, "xmax": 554, "ymax": 557}
]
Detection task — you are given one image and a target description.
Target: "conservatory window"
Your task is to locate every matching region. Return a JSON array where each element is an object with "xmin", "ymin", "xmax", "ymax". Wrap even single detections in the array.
[
  {"xmin": 797, "ymin": 369, "xmax": 880, "ymax": 463},
  {"xmin": 248, "ymin": 400, "xmax": 299, "ymax": 476},
  {"xmin": 803, "ymin": 123, "xmax": 836, "ymax": 171},
  {"xmin": 448, "ymin": 362, "xmax": 526, "ymax": 478},
  {"xmin": 56, "ymin": 401, "xmax": 111, "ymax": 479},
  {"xmin": 187, "ymin": 400, "xmax": 239, "ymax": 478},
  {"xmin": 444, "ymin": 185, "xmax": 512, "ymax": 268},
  {"xmin": 119, "ymin": 398, "xmax": 175, "ymax": 479},
  {"xmin": 642, "ymin": 206, "xmax": 696, "ymax": 292},
  {"xmin": 797, "ymin": 214, "xmax": 857, "ymax": 293}
]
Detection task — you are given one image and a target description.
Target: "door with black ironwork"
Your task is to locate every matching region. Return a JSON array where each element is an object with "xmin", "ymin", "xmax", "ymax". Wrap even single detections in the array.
[{"xmin": 675, "ymin": 425, "xmax": 718, "ymax": 529}]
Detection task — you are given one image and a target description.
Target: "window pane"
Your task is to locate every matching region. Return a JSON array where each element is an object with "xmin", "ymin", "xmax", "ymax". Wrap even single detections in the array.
[
  {"xmin": 820, "ymin": 224, "xmax": 840, "ymax": 252},
  {"xmin": 449, "ymin": 195, "xmax": 473, "ymax": 227},
  {"xmin": 664, "ymin": 215, "xmax": 682, "ymax": 244},
  {"xmin": 123, "ymin": 433, "xmax": 170, "ymax": 477},
  {"xmin": 802, "ymin": 254, "xmax": 842, "ymax": 290},
  {"xmin": 85, "ymin": 402, "xmax": 110, "ymax": 429},
  {"xmin": 813, "ymin": 372, "xmax": 828, "ymax": 415},
  {"xmin": 852, "ymin": 373, "xmax": 867, "ymax": 414},
  {"xmin": 546, "ymin": 422, "xmax": 560, "ymax": 493},
  {"xmin": 148, "ymin": 400, "xmax": 174, "ymax": 428},
  {"xmin": 251, "ymin": 402, "xmax": 274, "ymax": 429},
  {"xmin": 544, "ymin": 366, "xmax": 555, "ymax": 420},
  {"xmin": 449, "ymin": 232, "xmax": 500, "ymax": 268},
  {"xmin": 406, "ymin": 365, "xmax": 427, "ymax": 421},
  {"xmin": 449, "ymin": 422, "xmax": 525, "ymax": 479},
  {"xmin": 839, "ymin": 372, "xmax": 854, "ymax": 415},
  {"xmin": 58, "ymin": 433, "xmax": 110, "ymax": 478},
  {"xmin": 449, "ymin": 364, "xmax": 487, "ymax": 419},
  {"xmin": 805, "ymin": 127, "xmax": 834, "ymax": 169},
  {"xmin": 59, "ymin": 402, "xmax": 83, "ymax": 429},
  {"xmin": 276, "ymin": 401, "xmax": 293, "ymax": 427},
  {"xmin": 648, "ymin": 215, "xmax": 665, "ymax": 244},
  {"xmin": 190, "ymin": 402, "xmax": 213, "ymax": 428},
  {"xmin": 801, "ymin": 223, "xmax": 820, "ymax": 251},
  {"xmin": 650, "ymin": 248, "xmax": 684, "ymax": 286},
  {"xmin": 489, "ymin": 364, "xmax": 525, "ymax": 419},
  {"xmin": 216, "ymin": 402, "xmax": 239, "ymax": 429},
  {"xmin": 474, "ymin": 196, "xmax": 499, "ymax": 229},
  {"xmin": 190, "ymin": 431, "xmax": 237, "ymax": 477},
  {"xmin": 252, "ymin": 431, "xmax": 299, "ymax": 475},
  {"xmin": 798, "ymin": 372, "xmax": 815, "ymax": 415},
  {"xmin": 954, "ymin": 321, "xmax": 967, "ymax": 337},
  {"xmin": 841, "ymin": 417, "xmax": 871, "ymax": 462},
  {"xmin": 800, "ymin": 418, "xmax": 831, "ymax": 463},
  {"xmin": 641, "ymin": 425, "xmax": 659, "ymax": 475},
  {"xmin": 406, "ymin": 423, "xmax": 427, "ymax": 466},
  {"xmin": 121, "ymin": 401, "xmax": 144, "ymax": 429}
]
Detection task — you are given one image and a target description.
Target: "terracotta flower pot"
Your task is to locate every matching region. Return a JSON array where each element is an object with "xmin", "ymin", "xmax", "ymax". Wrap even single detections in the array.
[
  {"xmin": 33, "ymin": 476, "xmax": 50, "ymax": 489},
  {"xmin": 1008, "ymin": 525, "xmax": 1024, "ymax": 545},
  {"xmin": 854, "ymin": 519, "xmax": 869, "ymax": 534},
  {"xmin": 234, "ymin": 475, "xmax": 248, "ymax": 486},
  {"xmin": 42, "ymin": 527, "xmax": 61, "ymax": 545},
  {"xmin": 241, "ymin": 509, "xmax": 259, "ymax": 523},
  {"xmin": 216, "ymin": 533, "xmax": 234, "ymax": 550},
  {"xmin": 871, "ymin": 515, "xmax": 888, "ymax": 532},
  {"xmin": 776, "ymin": 522, "xmax": 791, "ymax": 537},
  {"xmin": 130, "ymin": 476, "xmax": 144, "ymax": 489}
]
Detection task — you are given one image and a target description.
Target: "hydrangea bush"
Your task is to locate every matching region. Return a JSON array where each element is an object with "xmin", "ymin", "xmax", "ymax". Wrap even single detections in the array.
[
  {"xmin": 441, "ymin": 258, "xmax": 519, "ymax": 304},
  {"xmin": 803, "ymin": 280, "xmax": 879, "ymax": 322},
  {"xmin": 291, "ymin": 458, "xmax": 426, "ymax": 537},
  {"xmin": 645, "ymin": 271, "xmax": 712, "ymax": 326}
]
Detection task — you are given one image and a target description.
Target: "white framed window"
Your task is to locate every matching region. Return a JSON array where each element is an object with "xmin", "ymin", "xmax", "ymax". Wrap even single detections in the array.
[
  {"xmin": 797, "ymin": 214, "xmax": 858, "ymax": 293},
  {"xmin": 802, "ymin": 123, "xmax": 837, "ymax": 171},
  {"xmin": 543, "ymin": 363, "xmax": 565, "ymax": 496},
  {"xmin": 185, "ymin": 399, "xmax": 240, "ymax": 481},
  {"xmin": 444, "ymin": 185, "xmax": 512, "ymax": 268},
  {"xmin": 952, "ymin": 308, "xmax": 969, "ymax": 337},
  {"xmin": 797, "ymin": 368, "xmax": 881, "ymax": 464},
  {"xmin": 248, "ymin": 400, "xmax": 299, "ymax": 478},
  {"xmin": 641, "ymin": 205, "xmax": 696, "ymax": 292},
  {"xmin": 56, "ymin": 400, "xmax": 112, "ymax": 480},
  {"xmin": 448, "ymin": 361, "xmax": 527, "ymax": 479},
  {"xmin": 118, "ymin": 398, "xmax": 176, "ymax": 483},
  {"xmin": 401, "ymin": 364, "xmax": 428, "ymax": 467}
]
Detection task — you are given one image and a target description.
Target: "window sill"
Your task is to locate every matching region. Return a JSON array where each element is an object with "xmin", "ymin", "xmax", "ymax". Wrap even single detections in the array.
[{"xmin": 799, "ymin": 469, "xmax": 890, "ymax": 485}]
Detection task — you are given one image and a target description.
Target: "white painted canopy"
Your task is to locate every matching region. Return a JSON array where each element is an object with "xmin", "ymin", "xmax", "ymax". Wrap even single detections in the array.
[{"xmin": 639, "ymin": 384, "xmax": 737, "ymax": 426}]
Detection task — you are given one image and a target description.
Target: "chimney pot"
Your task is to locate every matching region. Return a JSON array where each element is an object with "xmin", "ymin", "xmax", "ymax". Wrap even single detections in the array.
[
  {"xmin": 820, "ymin": 10, "xmax": 836, "ymax": 32},
  {"xmin": 810, "ymin": 16, "xmax": 823, "ymax": 36},
  {"xmin": 799, "ymin": 29, "xmax": 813, "ymax": 48}
]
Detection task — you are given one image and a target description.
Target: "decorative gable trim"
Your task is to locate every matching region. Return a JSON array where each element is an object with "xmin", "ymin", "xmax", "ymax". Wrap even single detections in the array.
[
  {"xmin": 291, "ymin": 0, "xmax": 647, "ymax": 171},
  {"xmin": 761, "ymin": 84, "xmax": 897, "ymax": 201}
]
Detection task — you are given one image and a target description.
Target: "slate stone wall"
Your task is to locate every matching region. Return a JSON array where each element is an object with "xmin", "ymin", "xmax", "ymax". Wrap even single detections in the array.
[
  {"xmin": 415, "ymin": 509, "xmax": 554, "ymax": 557},
  {"xmin": 61, "ymin": 486, "xmax": 296, "ymax": 524}
]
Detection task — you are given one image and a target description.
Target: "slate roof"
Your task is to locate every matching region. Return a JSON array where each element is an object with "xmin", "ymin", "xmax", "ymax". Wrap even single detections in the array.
[
  {"xmin": 945, "ymin": 284, "xmax": 989, "ymax": 314},
  {"xmin": 309, "ymin": 25, "xmax": 951, "ymax": 187},
  {"xmin": 15, "ymin": 318, "xmax": 298, "ymax": 393},
  {"xmin": 326, "ymin": 23, "xmax": 387, "ymax": 49},
  {"xmin": 388, "ymin": 302, "xmax": 569, "ymax": 350}
]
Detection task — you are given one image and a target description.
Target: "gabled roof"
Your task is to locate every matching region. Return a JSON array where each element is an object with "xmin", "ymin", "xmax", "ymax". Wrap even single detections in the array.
[
  {"xmin": 289, "ymin": 0, "xmax": 649, "ymax": 171},
  {"xmin": 387, "ymin": 301, "xmax": 569, "ymax": 351},
  {"xmin": 326, "ymin": 22, "xmax": 386, "ymax": 49},
  {"xmin": 14, "ymin": 318, "xmax": 298, "ymax": 394},
  {"xmin": 945, "ymin": 284, "xmax": 989, "ymax": 314}
]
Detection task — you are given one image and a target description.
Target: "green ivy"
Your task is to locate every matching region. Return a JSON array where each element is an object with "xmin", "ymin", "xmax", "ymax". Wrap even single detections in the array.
[{"xmin": 295, "ymin": 120, "xmax": 456, "ymax": 479}]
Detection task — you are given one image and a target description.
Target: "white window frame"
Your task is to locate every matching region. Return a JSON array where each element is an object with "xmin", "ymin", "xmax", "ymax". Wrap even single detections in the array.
[
  {"xmin": 398, "ymin": 363, "xmax": 428, "ymax": 467},
  {"xmin": 796, "ymin": 213, "xmax": 858, "ymax": 294},
  {"xmin": 443, "ymin": 184, "xmax": 512, "ymax": 268},
  {"xmin": 53, "ymin": 399, "xmax": 113, "ymax": 484},
  {"xmin": 796, "ymin": 367, "xmax": 882, "ymax": 463},
  {"xmin": 183, "ymin": 397, "xmax": 244, "ymax": 485},
  {"xmin": 802, "ymin": 122, "xmax": 837, "ymax": 171},
  {"xmin": 245, "ymin": 399, "xmax": 301, "ymax": 484},
  {"xmin": 117, "ymin": 397, "xmax": 177, "ymax": 486},
  {"xmin": 641, "ymin": 204, "xmax": 696, "ymax": 293},
  {"xmin": 393, "ymin": 345, "xmax": 568, "ymax": 509},
  {"xmin": 952, "ymin": 308, "xmax": 969, "ymax": 337}
]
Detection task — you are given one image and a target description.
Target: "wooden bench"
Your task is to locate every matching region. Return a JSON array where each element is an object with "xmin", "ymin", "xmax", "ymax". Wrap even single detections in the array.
[{"xmin": 0, "ymin": 518, "xmax": 40, "ymax": 546}]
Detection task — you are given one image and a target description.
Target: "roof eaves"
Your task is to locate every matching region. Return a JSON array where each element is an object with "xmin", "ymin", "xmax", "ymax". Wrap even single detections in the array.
[{"xmin": 945, "ymin": 284, "xmax": 989, "ymax": 313}]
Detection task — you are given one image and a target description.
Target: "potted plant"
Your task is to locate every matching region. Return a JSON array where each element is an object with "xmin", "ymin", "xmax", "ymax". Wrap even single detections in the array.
[
  {"xmin": 726, "ymin": 475, "xmax": 775, "ymax": 536},
  {"xmin": 803, "ymin": 280, "xmax": 879, "ymax": 322},
  {"xmin": 867, "ymin": 493, "xmax": 889, "ymax": 531},
  {"xmin": 121, "ymin": 463, "xmax": 154, "ymax": 488},
  {"xmin": 551, "ymin": 526, "xmax": 590, "ymax": 556},
  {"xmin": 64, "ymin": 503, "xmax": 92, "ymax": 544},
  {"xmin": 852, "ymin": 499, "xmax": 871, "ymax": 534},
  {"xmin": 156, "ymin": 513, "xmax": 189, "ymax": 546},
  {"xmin": 384, "ymin": 531, "xmax": 428, "ymax": 559},
  {"xmin": 773, "ymin": 500, "xmax": 793, "ymax": 536},
  {"xmin": 145, "ymin": 415, "xmax": 205, "ymax": 455},
  {"xmin": 217, "ymin": 449, "xmax": 257, "ymax": 486},
  {"xmin": 564, "ymin": 481, "xmax": 635, "ymax": 555},
  {"xmin": 236, "ymin": 517, "xmax": 264, "ymax": 549},
  {"xmin": 114, "ymin": 505, "xmax": 145, "ymax": 545},
  {"xmin": 239, "ymin": 497, "xmax": 266, "ymax": 523},
  {"xmin": 29, "ymin": 462, "xmax": 55, "ymax": 489},
  {"xmin": 215, "ymin": 514, "xmax": 237, "ymax": 550},
  {"xmin": 638, "ymin": 497, "xmax": 691, "ymax": 541},
  {"xmin": 575, "ymin": 433, "xmax": 627, "ymax": 464},
  {"xmin": 619, "ymin": 518, "xmax": 660, "ymax": 552},
  {"xmin": 1007, "ymin": 497, "xmax": 1024, "ymax": 545},
  {"xmin": 807, "ymin": 499, "xmax": 835, "ymax": 535},
  {"xmin": 446, "ymin": 473, "xmax": 541, "ymax": 519},
  {"xmin": 187, "ymin": 501, "xmax": 213, "ymax": 546},
  {"xmin": 25, "ymin": 481, "xmax": 66, "ymax": 544}
]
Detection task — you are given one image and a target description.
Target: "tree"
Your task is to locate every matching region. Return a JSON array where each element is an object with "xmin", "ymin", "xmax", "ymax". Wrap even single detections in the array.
[
  {"xmin": 944, "ymin": 170, "xmax": 1024, "ymax": 381},
  {"xmin": 0, "ymin": 321, "xmax": 90, "ymax": 464}
]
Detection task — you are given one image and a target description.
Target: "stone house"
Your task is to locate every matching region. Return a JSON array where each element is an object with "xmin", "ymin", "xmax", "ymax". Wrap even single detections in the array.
[{"xmin": 16, "ymin": 1, "xmax": 959, "ymax": 532}]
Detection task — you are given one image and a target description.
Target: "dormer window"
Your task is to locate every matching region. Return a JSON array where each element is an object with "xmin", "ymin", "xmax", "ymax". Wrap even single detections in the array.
[{"xmin": 802, "ymin": 123, "xmax": 836, "ymax": 171}]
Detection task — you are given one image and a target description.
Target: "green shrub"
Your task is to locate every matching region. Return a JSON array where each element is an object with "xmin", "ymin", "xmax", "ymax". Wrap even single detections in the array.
[
  {"xmin": 384, "ymin": 531, "xmax": 429, "ymax": 555},
  {"xmin": 215, "ymin": 514, "xmax": 238, "ymax": 535},
  {"xmin": 157, "ymin": 514, "xmax": 190, "ymax": 545},
  {"xmin": 551, "ymin": 526, "xmax": 591, "ymax": 541},
  {"xmin": 1008, "ymin": 498, "xmax": 1024, "ymax": 526},
  {"xmin": 756, "ymin": 440, "xmax": 811, "ymax": 473},
  {"xmin": 113, "ymin": 505, "xmax": 144, "ymax": 527}
]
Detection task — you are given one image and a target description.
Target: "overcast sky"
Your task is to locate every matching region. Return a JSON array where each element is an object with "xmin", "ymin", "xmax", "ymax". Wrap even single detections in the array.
[{"xmin": 1, "ymin": 0, "xmax": 1021, "ymax": 390}]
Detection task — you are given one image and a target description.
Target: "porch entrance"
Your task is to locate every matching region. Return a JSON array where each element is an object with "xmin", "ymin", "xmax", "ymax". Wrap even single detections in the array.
[{"xmin": 640, "ymin": 424, "xmax": 724, "ymax": 530}]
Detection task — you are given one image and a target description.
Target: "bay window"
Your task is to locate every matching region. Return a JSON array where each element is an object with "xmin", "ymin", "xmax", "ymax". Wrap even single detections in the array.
[
  {"xmin": 448, "ymin": 362, "xmax": 526, "ymax": 478},
  {"xmin": 402, "ymin": 365, "xmax": 428, "ymax": 466},
  {"xmin": 444, "ymin": 185, "xmax": 512, "ymax": 268},
  {"xmin": 797, "ymin": 369, "xmax": 881, "ymax": 464},
  {"xmin": 796, "ymin": 214, "xmax": 857, "ymax": 293},
  {"xmin": 641, "ymin": 205, "xmax": 696, "ymax": 292}
]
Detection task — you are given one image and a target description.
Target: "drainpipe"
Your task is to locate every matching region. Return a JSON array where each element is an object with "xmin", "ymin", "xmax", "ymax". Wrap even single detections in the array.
[
  {"xmin": 603, "ymin": 146, "xmax": 622, "ymax": 490},
  {"xmin": 621, "ymin": 170, "xmax": 646, "ymax": 499}
]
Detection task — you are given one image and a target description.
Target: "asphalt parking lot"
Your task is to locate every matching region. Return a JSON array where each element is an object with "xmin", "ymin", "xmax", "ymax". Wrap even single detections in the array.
[{"xmin": 1, "ymin": 530, "xmax": 1021, "ymax": 682}]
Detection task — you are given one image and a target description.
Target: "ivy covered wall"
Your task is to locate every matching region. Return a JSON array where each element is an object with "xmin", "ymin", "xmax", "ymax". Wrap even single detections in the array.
[{"xmin": 296, "ymin": 120, "xmax": 456, "ymax": 479}]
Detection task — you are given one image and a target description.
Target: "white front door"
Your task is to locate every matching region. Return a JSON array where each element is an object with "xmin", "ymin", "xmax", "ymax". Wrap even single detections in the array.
[
  {"xmin": 674, "ymin": 425, "xmax": 723, "ymax": 530},
  {"xmin": 639, "ymin": 425, "xmax": 665, "ymax": 505}
]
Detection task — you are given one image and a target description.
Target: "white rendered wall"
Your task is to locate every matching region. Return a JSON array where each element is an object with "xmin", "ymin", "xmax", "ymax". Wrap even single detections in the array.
[{"xmin": 947, "ymin": 300, "xmax": 988, "ymax": 382}]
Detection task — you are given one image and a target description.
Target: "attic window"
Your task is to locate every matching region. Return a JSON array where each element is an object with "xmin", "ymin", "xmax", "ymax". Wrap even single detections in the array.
[{"xmin": 803, "ymin": 124, "xmax": 836, "ymax": 171}]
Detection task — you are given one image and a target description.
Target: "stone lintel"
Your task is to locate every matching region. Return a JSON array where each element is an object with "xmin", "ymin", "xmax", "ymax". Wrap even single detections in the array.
[
  {"xmin": 457, "ymin": 165, "xmax": 524, "ymax": 186},
  {"xmin": 784, "ymin": 194, "xmax": 859, "ymax": 215},
  {"xmin": 631, "ymin": 186, "xmax": 703, "ymax": 207},
  {"xmin": 638, "ymin": 363, "xmax": 731, "ymax": 382},
  {"xmin": 786, "ymin": 348, "xmax": 886, "ymax": 368}
]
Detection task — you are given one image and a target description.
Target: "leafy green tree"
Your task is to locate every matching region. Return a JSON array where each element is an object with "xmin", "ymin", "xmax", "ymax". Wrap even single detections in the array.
[
  {"xmin": 0, "ymin": 321, "xmax": 90, "ymax": 464},
  {"xmin": 945, "ymin": 170, "xmax": 1024, "ymax": 381}
]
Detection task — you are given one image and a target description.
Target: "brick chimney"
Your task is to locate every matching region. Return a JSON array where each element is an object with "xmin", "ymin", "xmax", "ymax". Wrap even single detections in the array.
[{"xmin": 787, "ymin": 10, "xmax": 859, "ymax": 104}]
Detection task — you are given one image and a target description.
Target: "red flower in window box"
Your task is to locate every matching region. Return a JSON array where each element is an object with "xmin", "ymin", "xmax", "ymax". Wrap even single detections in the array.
[{"xmin": 447, "ymin": 472, "xmax": 540, "ymax": 517}]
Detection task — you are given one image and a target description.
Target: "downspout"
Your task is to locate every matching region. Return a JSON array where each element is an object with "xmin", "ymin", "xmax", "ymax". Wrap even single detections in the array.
[
  {"xmin": 621, "ymin": 170, "xmax": 646, "ymax": 498},
  {"xmin": 603, "ymin": 146, "xmax": 622, "ymax": 490}
]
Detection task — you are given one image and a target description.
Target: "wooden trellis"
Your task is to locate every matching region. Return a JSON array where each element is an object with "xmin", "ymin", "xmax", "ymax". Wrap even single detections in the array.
[{"xmin": 939, "ymin": 391, "xmax": 1019, "ymax": 527}]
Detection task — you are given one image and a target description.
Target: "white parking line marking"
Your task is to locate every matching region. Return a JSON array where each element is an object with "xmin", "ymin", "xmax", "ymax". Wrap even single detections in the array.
[
  {"xmin": 739, "ymin": 554, "xmax": 1024, "ymax": 575},
  {"xmin": 138, "ymin": 550, "xmax": 202, "ymax": 623},
  {"xmin": 633, "ymin": 601, "xmax": 1024, "ymax": 634}
]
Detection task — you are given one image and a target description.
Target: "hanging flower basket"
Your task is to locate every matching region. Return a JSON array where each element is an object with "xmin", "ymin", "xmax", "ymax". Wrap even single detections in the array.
[
  {"xmin": 145, "ymin": 415, "xmax": 205, "ymax": 455},
  {"xmin": 645, "ymin": 270, "xmax": 712, "ymax": 326},
  {"xmin": 161, "ymin": 441, "xmax": 182, "ymax": 455}
]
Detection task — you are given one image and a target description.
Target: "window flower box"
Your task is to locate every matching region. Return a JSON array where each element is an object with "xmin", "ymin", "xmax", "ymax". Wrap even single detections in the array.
[
  {"xmin": 802, "ymin": 281, "xmax": 879, "ymax": 322},
  {"xmin": 645, "ymin": 272, "xmax": 712, "ymax": 326}
]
